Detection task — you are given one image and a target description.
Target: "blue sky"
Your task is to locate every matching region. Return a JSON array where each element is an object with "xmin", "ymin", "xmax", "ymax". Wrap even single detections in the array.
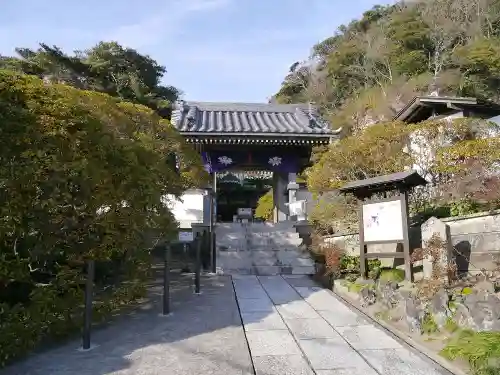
[{"xmin": 0, "ymin": 0, "xmax": 391, "ymax": 102}]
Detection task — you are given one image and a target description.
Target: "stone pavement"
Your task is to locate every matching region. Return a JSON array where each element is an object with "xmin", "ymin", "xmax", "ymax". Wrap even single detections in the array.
[
  {"xmin": 1, "ymin": 271, "xmax": 453, "ymax": 375},
  {"xmin": 236, "ymin": 275, "xmax": 452, "ymax": 375},
  {"xmin": 0, "ymin": 272, "xmax": 254, "ymax": 375}
]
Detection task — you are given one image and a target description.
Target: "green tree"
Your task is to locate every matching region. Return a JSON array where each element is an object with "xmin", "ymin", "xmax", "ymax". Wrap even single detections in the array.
[
  {"xmin": 273, "ymin": 0, "xmax": 500, "ymax": 136},
  {"xmin": 255, "ymin": 190, "xmax": 274, "ymax": 221},
  {"xmin": 0, "ymin": 69, "xmax": 205, "ymax": 365},
  {"xmin": 0, "ymin": 41, "xmax": 180, "ymax": 116}
]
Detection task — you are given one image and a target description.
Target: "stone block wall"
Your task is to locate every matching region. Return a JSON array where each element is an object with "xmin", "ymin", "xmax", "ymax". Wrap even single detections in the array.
[{"xmin": 322, "ymin": 211, "xmax": 500, "ymax": 272}]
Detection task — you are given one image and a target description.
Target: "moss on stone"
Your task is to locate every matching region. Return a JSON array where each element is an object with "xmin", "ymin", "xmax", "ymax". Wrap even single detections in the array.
[
  {"xmin": 379, "ymin": 268, "xmax": 405, "ymax": 283},
  {"xmin": 422, "ymin": 312, "xmax": 439, "ymax": 334},
  {"xmin": 444, "ymin": 318, "xmax": 459, "ymax": 333},
  {"xmin": 348, "ymin": 282, "xmax": 366, "ymax": 293},
  {"xmin": 462, "ymin": 287, "xmax": 473, "ymax": 295}
]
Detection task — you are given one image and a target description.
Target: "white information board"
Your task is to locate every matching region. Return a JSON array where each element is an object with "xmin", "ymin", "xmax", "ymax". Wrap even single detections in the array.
[
  {"xmin": 178, "ymin": 231, "xmax": 193, "ymax": 243},
  {"xmin": 362, "ymin": 199, "xmax": 404, "ymax": 242}
]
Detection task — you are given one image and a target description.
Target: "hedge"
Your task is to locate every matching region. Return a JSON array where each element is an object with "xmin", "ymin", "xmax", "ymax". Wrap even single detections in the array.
[{"xmin": 0, "ymin": 69, "xmax": 204, "ymax": 366}]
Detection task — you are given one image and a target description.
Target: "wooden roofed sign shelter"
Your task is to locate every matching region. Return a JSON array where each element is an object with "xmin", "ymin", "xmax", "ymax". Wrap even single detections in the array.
[{"xmin": 339, "ymin": 171, "xmax": 427, "ymax": 282}]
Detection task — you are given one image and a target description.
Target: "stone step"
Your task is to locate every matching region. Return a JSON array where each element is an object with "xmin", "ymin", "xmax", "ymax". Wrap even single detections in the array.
[{"xmin": 215, "ymin": 221, "xmax": 312, "ymax": 276}]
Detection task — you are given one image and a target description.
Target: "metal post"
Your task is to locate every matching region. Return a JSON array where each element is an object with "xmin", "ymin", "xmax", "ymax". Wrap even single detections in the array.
[
  {"xmin": 201, "ymin": 230, "xmax": 208, "ymax": 270},
  {"xmin": 163, "ymin": 244, "xmax": 171, "ymax": 315},
  {"xmin": 208, "ymin": 189, "xmax": 215, "ymax": 273},
  {"xmin": 212, "ymin": 173, "xmax": 218, "ymax": 273},
  {"xmin": 211, "ymin": 231, "xmax": 217, "ymax": 274},
  {"xmin": 195, "ymin": 236, "xmax": 201, "ymax": 294},
  {"xmin": 182, "ymin": 242, "xmax": 190, "ymax": 273},
  {"xmin": 82, "ymin": 259, "xmax": 95, "ymax": 350}
]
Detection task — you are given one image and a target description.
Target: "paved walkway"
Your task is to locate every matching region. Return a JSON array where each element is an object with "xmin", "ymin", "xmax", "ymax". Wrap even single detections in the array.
[
  {"xmin": 236, "ymin": 275, "xmax": 451, "ymax": 375},
  {"xmin": 1, "ymin": 272, "xmax": 452, "ymax": 375},
  {"xmin": 1, "ymin": 272, "xmax": 254, "ymax": 375}
]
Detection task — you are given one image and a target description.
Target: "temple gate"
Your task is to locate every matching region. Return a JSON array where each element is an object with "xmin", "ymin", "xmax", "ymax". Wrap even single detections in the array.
[{"xmin": 171, "ymin": 101, "xmax": 338, "ymax": 223}]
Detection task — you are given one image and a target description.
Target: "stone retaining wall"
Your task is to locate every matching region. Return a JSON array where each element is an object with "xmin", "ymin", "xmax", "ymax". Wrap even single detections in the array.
[{"xmin": 323, "ymin": 211, "xmax": 500, "ymax": 272}]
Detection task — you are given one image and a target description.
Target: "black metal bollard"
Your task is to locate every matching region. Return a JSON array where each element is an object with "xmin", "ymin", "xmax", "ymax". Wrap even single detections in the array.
[
  {"xmin": 82, "ymin": 259, "xmax": 95, "ymax": 350},
  {"xmin": 201, "ymin": 230, "xmax": 210, "ymax": 270},
  {"xmin": 163, "ymin": 244, "xmax": 171, "ymax": 315},
  {"xmin": 195, "ymin": 236, "xmax": 201, "ymax": 294},
  {"xmin": 211, "ymin": 231, "xmax": 216, "ymax": 274}
]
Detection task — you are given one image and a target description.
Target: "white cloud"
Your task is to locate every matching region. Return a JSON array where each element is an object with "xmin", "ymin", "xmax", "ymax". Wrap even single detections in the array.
[
  {"xmin": 182, "ymin": 0, "xmax": 232, "ymax": 12},
  {"xmin": 106, "ymin": 0, "xmax": 232, "ymax": 49}
]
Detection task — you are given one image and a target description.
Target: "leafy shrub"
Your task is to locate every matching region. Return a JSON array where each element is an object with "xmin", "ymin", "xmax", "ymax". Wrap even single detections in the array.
[
  {"xmin": 379, "ymin": 268, "xmax": 405, "ymax": 283},
  {"xmin": 462, "ymin": 287, "xmax": 473, "ymax": 296},
  {"xmin": 307, "ymin": 117, "xmax": 500, "ymax": 232},
  {"xmin": 441, "ymin": 330, "xmax": 500, "ymax": 375},
  {"xmin": 323, "ymin": 244, "xmax": 344, "ymax": 277},
  {"xmin": 337, "ymin": 254, "xmax": 381, "ymax": 279},
  {"xmin": 421, "ymin": 312, "xmax": 439, "ymax": 334},
  {"xmin": 254, "ymin": 189, "xmax": 273, "ymax": 221},
  {"xmin": 0, "ymin": 70, "xmax": 205, "ymax": 366}
]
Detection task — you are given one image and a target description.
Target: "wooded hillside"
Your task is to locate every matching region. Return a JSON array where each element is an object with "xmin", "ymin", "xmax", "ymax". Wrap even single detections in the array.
[
  {"xmin": 274, "ymin": 0, "xmax": 500, "ymax": 133},
  {"xmin": 272, "ymin": 0, "xmax": 500, "ymax": 233}
]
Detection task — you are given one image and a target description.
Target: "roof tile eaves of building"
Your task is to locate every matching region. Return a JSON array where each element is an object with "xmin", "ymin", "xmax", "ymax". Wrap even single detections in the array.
[
  {"xmin": 171, "ymin": 102, "xmax": 334, "ymax": 135},
  {"xmin": 271, "ymin": 112, "xmax": 294, "ymax": 133},
  {"xmin": 286, "ymin": 113, "xmax": 307, "ymax": 134},
  {"xmin": 252, "ymin": 111, "xmax": 269, "ymax": 133},
  {"xmin": 285, "ymin": 112, "xmax": 307, "ymax": 133},
  {"xmin": 231, "ymin": 111, "xmax": 242, "ymax": 132},
  {"xmin": 239, "ymin": 111, "xmax": 252, "ymax": 132},
  {"xmin": 260, "ymin": 111, "xmax": 277, "ymax": 133},
  {"xmin": 247, "ymin": 111, "xmax": 260, "ymax": 133}
]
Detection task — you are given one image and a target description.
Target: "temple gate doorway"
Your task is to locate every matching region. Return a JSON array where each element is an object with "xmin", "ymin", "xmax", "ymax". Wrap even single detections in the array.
[
  {"xmin": 172, "ymin": 101, "xmax": 338, "ymax": 223},
  {"xmin": 171, "ymin": 101, "xmax": 339, "ymax": 275}
]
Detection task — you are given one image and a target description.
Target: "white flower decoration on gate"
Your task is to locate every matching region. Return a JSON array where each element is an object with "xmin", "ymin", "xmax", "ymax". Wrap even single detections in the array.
[
  {"xmin": 268, "ymin": 156, "xmax": 282, "ymax": 166},
  {"xmin": 218, "ymin": 156, "xmax": 233, "ymax": 165}
]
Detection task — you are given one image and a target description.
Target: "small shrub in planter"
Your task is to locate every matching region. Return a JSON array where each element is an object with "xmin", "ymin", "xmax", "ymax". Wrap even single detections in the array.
[{"xmin": 379, "ymin": 268, "xmax": 405, "ymax": 283}]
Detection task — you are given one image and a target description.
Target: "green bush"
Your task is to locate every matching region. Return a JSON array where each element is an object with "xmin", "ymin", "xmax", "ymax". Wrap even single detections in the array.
[
  {"xmin": 421, "ymin": 312, "xmax": 439, "ymax": 334},
  {"xmin": 0, "ymin": 70, "xmax": 204, "ymax": 366},
  {"xmin": 462, "ymin": 287, "xmax": 473, "ymax": 296},
  {"xmin": 379, "ymin": 268, "xmax": 405, "ymax": 283},
  {"xmin": 441, "ymin": 330, "xmax": 500, "ymax": 375},
  {"xmin": 255, "ymin": 189, "xmax": 273, "ymax": 221},
  {"xmin": 338, "ymin": 255, "xmax": 381, "ymax": 279}
]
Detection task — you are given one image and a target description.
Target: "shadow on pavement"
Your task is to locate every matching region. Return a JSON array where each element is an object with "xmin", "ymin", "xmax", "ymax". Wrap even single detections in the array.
[{"xmin": 0, "ymin": 264, "xmax": 267, "ymax": 375}]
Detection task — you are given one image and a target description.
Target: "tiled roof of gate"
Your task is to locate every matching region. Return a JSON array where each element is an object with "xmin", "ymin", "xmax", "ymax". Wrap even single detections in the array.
[{"xmin": 171, "ymin": 101, "xmax": 336, "ymax": 136}]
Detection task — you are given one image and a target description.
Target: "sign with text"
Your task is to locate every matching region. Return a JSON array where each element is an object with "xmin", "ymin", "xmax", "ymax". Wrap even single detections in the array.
[
  {"xmin": 178, "ymin": 231, "xmax": 194, "ymax": 243},
  {"xmin": 362, "ymin": 199, "xmax": 404, "ymax": 242}
]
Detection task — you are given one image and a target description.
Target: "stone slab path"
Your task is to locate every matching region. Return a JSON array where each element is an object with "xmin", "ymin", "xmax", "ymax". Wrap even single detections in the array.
[
  {"xmin": 236, "ymin": 275, "xmax": 452, "ymax": 375},
  {"xmin": 1, "ymin": 272, "xmax": 254, "ymax": 375},
  {"xmin": 1, "ymin": 271, "xmax": 453, "ymax": 375}
]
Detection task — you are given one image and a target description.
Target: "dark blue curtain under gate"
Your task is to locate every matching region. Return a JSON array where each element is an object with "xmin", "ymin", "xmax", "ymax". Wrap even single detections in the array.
[{"xmin": 202, "ymin": 151, "xmax": 298, "ymax": 174}]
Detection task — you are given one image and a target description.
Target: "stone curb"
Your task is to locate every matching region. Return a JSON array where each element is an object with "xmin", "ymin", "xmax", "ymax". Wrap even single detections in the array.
[{"xmin": 330, "ymin": 288, "xmax": 469, "ymax": 375}]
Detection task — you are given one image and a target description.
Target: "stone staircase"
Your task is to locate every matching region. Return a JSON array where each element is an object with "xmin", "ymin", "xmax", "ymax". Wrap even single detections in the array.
[{"xmin": 216, "ymin": 222, "xmax": 315, "ymax": 276}]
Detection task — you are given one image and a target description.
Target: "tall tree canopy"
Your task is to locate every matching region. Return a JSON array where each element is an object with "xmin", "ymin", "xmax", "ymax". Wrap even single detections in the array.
[
  {"xmin": 0, "ymin": 68, "xmax": 206, "ymax": 365},
  {"xmin": 0, "ymin": 41, "xmax": 180, "ymax": 117},
  {"xmin": 272, "ymin": 0, "xmax": 500, "ymax": 233},
  {"xmin": 274, "ymin": 0, "xmax": 500, "ymax": 132}
]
